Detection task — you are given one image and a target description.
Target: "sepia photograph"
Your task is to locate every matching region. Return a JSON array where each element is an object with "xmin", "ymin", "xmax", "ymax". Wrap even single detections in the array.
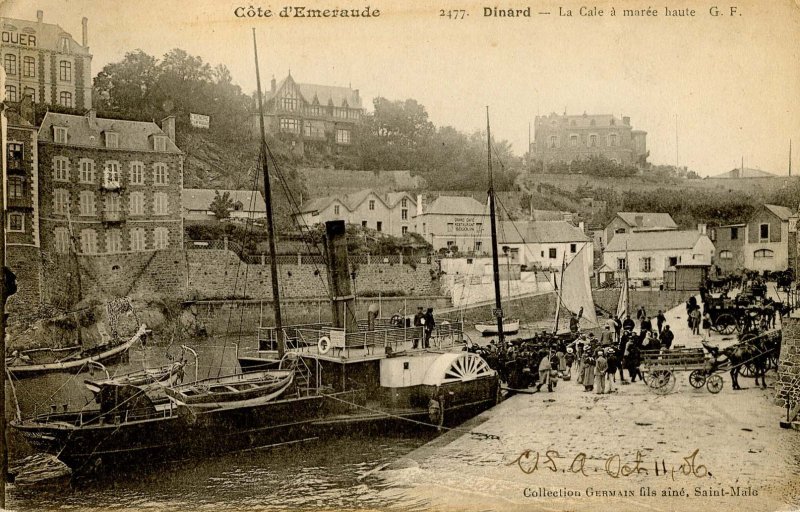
[{"xmin": 0, "ymin": 0, "xmax": 799, "ymax": 510}]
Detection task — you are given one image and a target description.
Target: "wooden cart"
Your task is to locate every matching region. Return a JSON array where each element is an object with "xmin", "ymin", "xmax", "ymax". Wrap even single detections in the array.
[{"xmin": 640, "ymin": 348, "xmax": 724, "ymax": 395}]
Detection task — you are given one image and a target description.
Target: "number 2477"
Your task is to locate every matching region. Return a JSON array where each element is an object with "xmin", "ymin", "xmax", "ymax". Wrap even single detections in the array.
[{"xmin": 440, "ymin": 9, "xmax": 466, "ymax": 19}]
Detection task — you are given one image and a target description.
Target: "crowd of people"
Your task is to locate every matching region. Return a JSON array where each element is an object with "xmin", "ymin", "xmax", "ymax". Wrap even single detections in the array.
[{"xmin": 468, "ymin": 306, "xmax": 678, "ymax": 395}]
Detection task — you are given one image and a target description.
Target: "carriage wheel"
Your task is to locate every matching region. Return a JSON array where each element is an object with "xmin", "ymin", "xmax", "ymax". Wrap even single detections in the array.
[
  {"xmin": 706, "ymin": 374, "xmax": 724, "ymax": 394},
  {"xmin": 647, "ymin": 370, "xmax": 675, "ymax": 394},
  {"xmin": 740, "ymin": 362, "xmax": 756, "ymax": 378},
  {"xmin": 689, "ymin": 370, "xmax": 707, "ymax": 388},
  {"xmin": 715, "ymin": 314, "xmax": 738, "ymax": 335},
  {"xmin": 768, "ymin": 354, "xmax": 779, "ymax": 371}
]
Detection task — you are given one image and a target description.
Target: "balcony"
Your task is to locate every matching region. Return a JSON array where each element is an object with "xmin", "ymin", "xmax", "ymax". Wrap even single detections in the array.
[
  {"xmin": 100, "ymin": 181, "xmax": 123, "ymax": 192},
  {"xmin": 101, "ymin": 210, "xmax": 126, "ymax": 224}
]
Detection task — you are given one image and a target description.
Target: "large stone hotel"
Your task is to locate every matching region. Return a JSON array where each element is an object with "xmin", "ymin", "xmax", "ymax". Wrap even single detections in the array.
[{"xmin": 530, "ymin": 112, "xmax": 648, "ymax": 167}]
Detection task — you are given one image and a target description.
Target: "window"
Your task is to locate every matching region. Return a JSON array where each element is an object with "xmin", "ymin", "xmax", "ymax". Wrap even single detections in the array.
[
  {"xmin": 23, "ymin": 87, "xmax": 35, "ymax": 101},
  {"xmin": 641, "ymin": 257, "xmax": 652, "ymax": 272},
  {"xmin": 549, "ymin": 135, "xmax": 558, "ymax": 148},
  {"xmin": 59, "ymin": 91, "xmax": 72, "ymax": 107},
  {"xmin": 153, "ymin": 136, "xmax": 167, "ymax": 152},
  {"xmin": 153, "ymin": 193, "xmax": 169, "ymax": 215},
  {"xmin": 80, "ymin": 229, "xmax": 98, "ymax": 254},
  {"xmin": 401, "ymin": 198, "xmax": 408, "ymax": 208},
  {"xmin": 333, "ymin": 205, "xmax": 340, "ymax": 215},
  {"xmin": 3, "ymin": 54, "xmax": 16, "ymax": 75},
  {"xmin": 668, "ymin": 256, "xmax": 679, "ymax": 267},
  {"xmin": 303, "ymin": 120, "xmax": 325, "ymax": 138},
  {"xmin": 510, "ymin": 248, "xmax": 520, "ymax": 262},
  {"xmin": 106, "ymin": 229, "xmax": 122, "ymax": 253},
  {"xmin": 608, "ymin": 133, "xmax": 618, "ymax": 146},
  {"xmin": 54, "ymin": 228, "xmax": 70, "ymax": 254},
  {"xmin": 53, "ymin": 189, "xmax": 69, "ymax": 215},
  {"xmin": 369, "ymin": 200, "xmax": 375, "ymax": 211},
  {"xmin": 106, "ymin": 194, "xmax": 120, "ymax": 214},
  {"xmin": 79, "ymin": 159, "xmax": 95, "ymax": 183},
  {"xmin": 154, "ymin": 228, "xmax": 170, "ymax": 249},
  {"xmin": 130, "ymin": 162, "xmax": 144, "ymax": 184},
  {"xmin": 617, "ymin": 258, "xmax": 626, "ymax": 270},
  {"xmin": 615, "ymin": 228, "xmax": 626, "ymax": 234},
  {"xmin": 759, "ymin": 223, "xmax": 769, "ymax": 241},
  {"xmin": 280, "ymin": 89, "xmax": 298, "ymax": 111},
  {"xmin": 730, "ymin": 227, "xmax": 739, "ymax": 240},
  {"xmin": 7, "ymin": 142, "xmax": 23, "ymax": 162},
  {"xmin": 570, "ymin": 134, "xmax": 578, "ymax": 147},
  {"xmin": 130, "ymin": 228, "xmax": 146, "ymax": 251},
  {"xmin": 589, "ymin": 134, "xmax": 597, "ymax": 147},
  {"xmin": 54, "ymin": 127, "xmax": 68, "ymax": 144},
  {"xmin": 422, "ymin": 223, "xmax": 426, "ymax": 234},
  {"xmin": 401, "ymin": 209, "xmax": 408, "ymax": 220},
  {"xmin": 59, "ymin": 37, "xmax": 70, "ymax": 53},
  {"xmin": 104, "ymin": 161, "xmax": 121, "ymax": 188},
  {"xmin": 376, "ymin": 221, "xmax": 382, "ymax": 232},
  {"xmin": 105, "ymin": 132, "xmax": 119, "ymax": 148},
  {"xmin": 4, "ymin": 85, "xmax": 16, "ymax": 102},
  {"xmin": 7, "ymin": 213, "xmax": 24, "ymax": 232},
  {"xmin": 279, "ymin": 118, "xmax": 300, "ymax": 134},
  {"xmin": 361, "ymin": 221, "xmax": 367, "ymax": 227},
  {"xmin": 129, "ymin": 192, "xmax": 145, "ymax": 215},
  {"xmin": 22, "ymin": 56, "xmax": 35, "ymax": 77},
  {"xmin": 447, "ymin": 223, "xmax": 454, "ymax": 232},
  {"xmin": 754, "ymin": 249, "xmax": 774, "ymax": 259},
  {"xmin": 153, "ymin": 163, "xmax": 168, "ymax": 185},
  {"xmin": 59, "ymin": 60, "xmax": 72, "ymax": 81},
  {"xmin": 474, "ymin": 241, "xmax": 482, "ymax": 252},
  {"xmin": 570, "ymin": 243, "xmax": 577, "ymax": 253},
  {"xmin": 53, "ymin": 157, "xmax": 69, "ymax": 181},
  {"xmin": 336, "ymin": 129, "xmax": 351, "ymax": 144},
  {"xmin": 402, "ymin": 226, "xmax": 408, "ymax": 235},
  {"xmin": 7, "ymin": 176, "xmax": 23, "ymax": 199},
  {"xmin": 447, "ymin": 241, "xmax": 455, "ymax": 248},
  {"xmin": 549, "ymin": 248, "xmax": 557, "ymax": 259},
  {"xmin": 719, "ymin": 250, "xmax": 733, "ymax": 260},
  {"xmin": 79, "ymin": 191, "xmax": 96, "ymax": 216}
]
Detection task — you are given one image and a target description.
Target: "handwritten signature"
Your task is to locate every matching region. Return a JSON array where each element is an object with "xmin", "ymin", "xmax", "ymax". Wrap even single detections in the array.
[{"xmin": 507, "ymin": 448, "xmax": 711, "ymax": 480}]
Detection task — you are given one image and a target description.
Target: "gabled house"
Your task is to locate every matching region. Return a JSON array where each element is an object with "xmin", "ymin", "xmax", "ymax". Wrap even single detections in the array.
[
  {"xmin": 495, "ymin": 221, "xmax": 593, "ymax": 276},
  {"xmin": 412, "ymin": 195, "xmax": 489, "ymax": 251},
  {"xmin": 604, "ymin": 211, "xmax": 677, "ymax": 246},
  {"xmin": 603, "ymin": 230, "xmax": 715, "ymax": 287},
  {"xmin": 743, "ymin": 204, "xmax": 795, "ymax": 272},
  {"xmin": 182, "ymin": 189, "xmax": 267, "ymax": 222},
  {"xmin": 292, "ymin": 189, "xmax": 416, "ymax": 237}
]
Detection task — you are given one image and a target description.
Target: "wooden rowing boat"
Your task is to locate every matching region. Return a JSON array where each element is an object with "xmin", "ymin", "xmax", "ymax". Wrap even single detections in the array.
[
  {"xmin": 474, "ymin": 319, "xmax": 520, "ymax": 335},
  {"xmin": 84, "ymin": 361, "xmax": 186, "ymax": 394},
  {"xmin": 164, "ymin": 369, "xmax": 294, "ymax": 410}
]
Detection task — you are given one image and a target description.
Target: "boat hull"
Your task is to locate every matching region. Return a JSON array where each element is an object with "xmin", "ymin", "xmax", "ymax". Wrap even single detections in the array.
[{"xmin": 474, "ymin": 319, "xmax": 520, "ymax": 335}]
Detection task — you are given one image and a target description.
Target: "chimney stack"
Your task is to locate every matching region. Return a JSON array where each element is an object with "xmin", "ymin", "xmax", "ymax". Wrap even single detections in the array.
[
  {"xmin": 270, "ymin": 76, "xmax": 276, "ymax": 93},
  {"xmin": 634, "ymin": 215, "xmax": 643, "ymax": 227},
  {"xmin": 161, "ymin": 116, "xmax": 176, "ymax": 141},
  {"xmin": 20, "ymin": 93, "xmax": 34, "ymax": 124},
  {"xmin": 697, "ymin": 223, "xmax": 707, "ymax": 235},
  {"xmin": 416, "ymin": 194, "xmax": 424, "ymax": 217},
  {"xmin": 36, "ymin": 10, "xmax": 43, "ymax": 23},
  {"xmin": 85, "ymin": 109, "xmax": 97, "ymax": 129},
  {"xmin": 82, "ymin": 17, "xmax": 88, "ymax": 47},
  {"xmin": 623, "ymin": 116, "xmax": 631, "ymax": 126}
]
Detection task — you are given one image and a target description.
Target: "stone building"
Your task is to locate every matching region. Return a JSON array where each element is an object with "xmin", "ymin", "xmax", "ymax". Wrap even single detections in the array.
[
  {"xmin": 530, "ymin": 112, "xmax": 648, "ymax": 167},
  {"xmin": 1, "ymin": 10, "xmax": 92, "ymax": 108},
  {"xmin": 37, "ymin": 111, "xmax": 184, "ymax": 258},
  {"xmin": 604, "ymin": 211, "xmax": 677, "ymax": 247},
  {"xmin": 251, "ymin": 73, "xmax": 362, "ymax": 156}
]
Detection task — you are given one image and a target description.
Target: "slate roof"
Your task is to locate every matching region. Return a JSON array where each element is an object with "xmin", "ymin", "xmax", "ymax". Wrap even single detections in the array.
[
  {"xmin": 763, "ymin": 204, "xmax": 794, "ymax": 221},
  {"xmin": 385, "ymin": 192, "xmax": 415, "ymax": 208},
  {"xmin": 1, "ymin": 16, "xmax": 90, "ymax": 55},
  {"xmin": 615, "ymin": 212, "xmax": 677, "ymax": 230},
  {"xmin": 39, "ymin": 112, "xmax": 182, "ymax": 153},
  {"xmin": 710, "ymin": 167, "xmax": 777, "ymax": 179},
  {"xmin": 268, "ymin": 75, "xmax": 362, "ymax": 108},
  {"xmin": 498, "ymin": 221, "xmax": 590, "ymax": 244},
  {"xmin": 182, "ymin": 189, "xmax": 266, "ymax": 212},
  {"xmin": 605, "ymin": 230, "xmax": 706, "ymax": 253},
  {"xmin": 538, "ymin": 113, "xmax": 627, "ymax": 129},
  {"xmin": 422, "ymin": 196, "xmax": 487, "ymax": 216},
  {"xmin": 296, "ymin": 189, "xmax": 407, "ymax": 214}
]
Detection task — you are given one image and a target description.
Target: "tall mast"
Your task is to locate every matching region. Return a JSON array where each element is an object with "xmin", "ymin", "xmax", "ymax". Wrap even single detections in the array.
[
  {"xmin": 252, "ymin": 29, "xmax": 284, "ymax": 358},
  {"xmin": 486, "ymin": 107, "xmax": 505, "ymax": 345}
]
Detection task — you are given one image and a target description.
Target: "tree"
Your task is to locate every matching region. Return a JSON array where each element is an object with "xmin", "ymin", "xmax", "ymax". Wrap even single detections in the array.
[
  {"xmin": 93, "ymin": 49, "xmax": 159, "ymax": 116},
  {"xmin": 209, "ymin": 190, "xmax": 235, "ymax": 220}
]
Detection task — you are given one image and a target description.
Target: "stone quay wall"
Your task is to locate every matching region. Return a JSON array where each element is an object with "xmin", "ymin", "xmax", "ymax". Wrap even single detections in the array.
[{"xmin": 776, "ymin": 316, "xmax": 800, "ymax": 409}]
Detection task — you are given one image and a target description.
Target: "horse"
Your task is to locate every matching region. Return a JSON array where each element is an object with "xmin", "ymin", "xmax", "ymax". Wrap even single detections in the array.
[{"xmin": 722, "ymin": 342, "xmax": 769, "ymax": 390}]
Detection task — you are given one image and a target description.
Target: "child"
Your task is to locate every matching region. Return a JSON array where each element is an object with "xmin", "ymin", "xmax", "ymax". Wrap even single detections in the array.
[{"xmin": 605, "ymin": 347, "xmax": 618, "ymax": 393}]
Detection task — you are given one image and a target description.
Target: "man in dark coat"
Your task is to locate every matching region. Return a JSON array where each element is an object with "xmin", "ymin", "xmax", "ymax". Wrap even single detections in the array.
[
  {"xmin": 618, "ymin": 329, "xmax": 632, "ymax": 383},
  {"xmin": 622, "ymin": 315, "xmax": 635, "ymax": 332},
  {"xmin": 660, "ymin": 325, "xmax": 674, "ymax": 350},
  {"xmin": 656, "ymin": 310, "xmax": 666, "ymax": 334},
  {"xmin": 423, "ymin": 307, "xmax": 435, "ymax": 348},
  {"xmin": 413, "ymin": 306, "xmax": 425, "ymax": 349}
]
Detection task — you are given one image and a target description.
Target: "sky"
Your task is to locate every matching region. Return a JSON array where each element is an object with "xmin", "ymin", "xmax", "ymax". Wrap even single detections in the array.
[{"xmin": 2, "ymin": 0, "xmax": 800, "ymax": 176}]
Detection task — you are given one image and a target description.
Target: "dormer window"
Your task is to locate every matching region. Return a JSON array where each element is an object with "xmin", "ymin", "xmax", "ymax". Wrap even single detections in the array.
[
  {"xmin": 54, "ymin": 126, "xmax": 68, "ymax": 144},
  {"xmin": 59, "ymin": 36, "xmax": 70, "ymax": 53},
  {"xmin": 153, "ymin": 136, "xmax": 167, "ymax": 152},
  {"xmin": 105, "ymin": 132, "xmax": 119, "ymax": 148}
]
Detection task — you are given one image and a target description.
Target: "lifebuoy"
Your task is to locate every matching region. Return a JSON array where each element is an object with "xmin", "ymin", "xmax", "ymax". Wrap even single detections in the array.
[{"xmin": 318, "ymin": 336, "xmax": 331, "ymax": 354}]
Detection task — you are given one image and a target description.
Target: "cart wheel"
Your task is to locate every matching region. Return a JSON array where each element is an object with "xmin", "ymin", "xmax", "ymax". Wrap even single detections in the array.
[
  {"xmin": 706, "ymin": 374, "xmax": 723, "ymax": 393},
  {"xmin": 689, "ymin": 370, "xmax": 707, "ymax": 388},
  {"xmin": 740, "ymin": 362, "xmax": 756, "ymax": 378},
  {"xmin": 647, "ymin": 370, "xmax": 675, "ymax": 394},
  {"xmin": 716, "ymin": 314, "xmax": 738, "ymax": 335}
]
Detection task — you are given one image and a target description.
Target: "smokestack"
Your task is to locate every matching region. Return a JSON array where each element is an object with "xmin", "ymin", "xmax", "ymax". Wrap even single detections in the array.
[
  {"xmin": 82, "ymin": 17, "xmax": 88, "ymax": 47},
  {"xmin": 36, "ymin": 10, "xmax": 43, "ymax": 23},
  {"xmin": 416, "ymin": 194, "xmax": 424, "ymax": 217},
  {"xmin": 161, "ymin": 116, "xmax": 176, "ymax": 141}
]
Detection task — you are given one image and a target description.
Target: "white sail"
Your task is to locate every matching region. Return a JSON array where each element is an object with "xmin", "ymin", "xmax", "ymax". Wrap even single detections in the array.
[
  {"xmin": 615, "ymin": 271, "xmax": 629, "ymax": 320},
  {"xmin": 557, "ymin": 244, "xmax": 599, "ymax": 328}
]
